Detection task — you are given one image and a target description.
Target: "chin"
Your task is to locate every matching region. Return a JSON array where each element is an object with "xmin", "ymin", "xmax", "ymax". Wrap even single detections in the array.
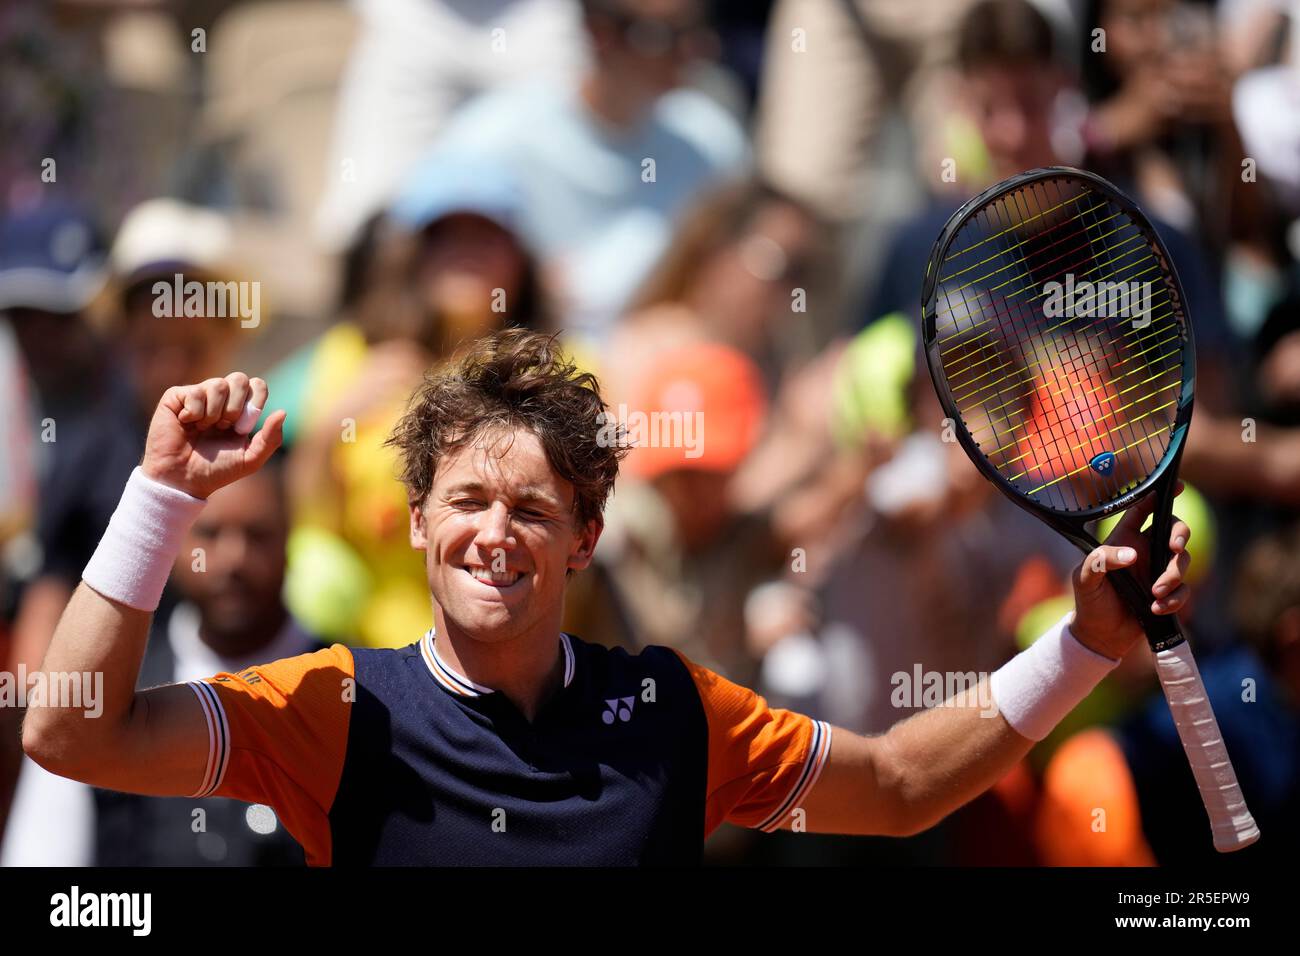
[
  {"xmin": 205, "ymin": 607, "xmax": 254, "ymax": 636},
  {"xmin": 442, "ymin": 603, "xmax": 523, "ymax": 642}
]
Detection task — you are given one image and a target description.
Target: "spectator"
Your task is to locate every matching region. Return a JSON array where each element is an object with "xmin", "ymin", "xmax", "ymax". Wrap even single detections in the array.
[
  {"xmin": 315, "ymin": 0, "xmax": 587, "ymax": 250},
  {"xmin": 565, "ymin": 340, "xmax": 781, "ymax": 683},
  {"xmin": 105, "ymin": 198, "xmax": 247, "ymax": 424},
  {"xmin": 1078, "ymin": 0, "xmax": 1263, "ymax": 253},
  {"xmin": 606, "ymin": 178, "xmax": 837, "ymax": 523},
  {"xmin": 863, "ymin": 0, "xmax": 1232, "ymax": 386},
  {"xmin": 753, "ymin": 0, "xmax": 982, "ymax": 340},
  {"xmin": 608, "ymin": 177, "xmax": 820, "ymax": 394},
  {"xmin": 408, "ymin": 0, "xmax": 748, "ymax": 348},
  {"xmin": 0, "ymin": 202, "xmax": 136, "ymax": 679}
]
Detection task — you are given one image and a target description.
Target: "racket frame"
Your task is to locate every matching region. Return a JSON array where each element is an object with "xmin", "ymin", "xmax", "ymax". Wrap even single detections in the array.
[{"xmin": 921, "ymin": 166, "xmax": 1192, "ymax": 651}]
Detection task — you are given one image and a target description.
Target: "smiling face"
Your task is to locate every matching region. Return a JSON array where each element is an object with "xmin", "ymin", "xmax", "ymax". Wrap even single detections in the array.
[{"xmin": 410, "ymin": 425, "xmax": 602, "ymax": 645}]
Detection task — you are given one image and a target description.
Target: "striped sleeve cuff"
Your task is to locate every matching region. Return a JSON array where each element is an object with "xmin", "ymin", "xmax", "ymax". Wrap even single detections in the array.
[
  {"xmin": 756, "ymin": 719, "xmax": 833, "ymax": 833},
  {"xmin": 186, "ymin": 681, "xmax": 230, "ymax": 798}
]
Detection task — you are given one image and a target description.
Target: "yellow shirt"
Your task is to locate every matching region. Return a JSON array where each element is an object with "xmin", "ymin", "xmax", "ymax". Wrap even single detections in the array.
[{"xmin": 286, "ymin": 323, "xmax": 433, "ymax": 649}]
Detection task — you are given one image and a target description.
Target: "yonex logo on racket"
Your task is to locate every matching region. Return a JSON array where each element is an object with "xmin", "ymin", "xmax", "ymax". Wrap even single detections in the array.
[
  {"xmin": 1042, "ymin": 273, "xmax": 1154, "ymax": 329},
  {"xmin": 1089, "ymin": 451, "xmax": 1116, "ymax": 476}
]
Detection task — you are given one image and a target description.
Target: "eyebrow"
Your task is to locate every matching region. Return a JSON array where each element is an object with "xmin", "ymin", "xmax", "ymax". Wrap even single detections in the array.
[{"xmin": 440, "ymin": 481, "xmax": 564, "ymax": 509}]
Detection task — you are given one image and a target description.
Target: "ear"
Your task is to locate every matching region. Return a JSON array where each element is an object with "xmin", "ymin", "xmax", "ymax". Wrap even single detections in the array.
[
  {"xmin": 409, "ymin": 500, "xmax": 429, "ymax": 550},
  {"xmin": 567, "ymin": 517, "xmax": 603, "ymax": 573}
]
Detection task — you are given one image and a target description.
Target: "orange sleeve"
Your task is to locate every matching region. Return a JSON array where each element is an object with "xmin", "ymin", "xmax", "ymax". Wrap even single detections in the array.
[
  {"xmin": 1035, "ymin": 728, "xmax": 1155, "ymax": 867},
  {"xmin": 185, "ymin": 643, "xmax": 354, "ymax": 866},
  {"xmin": 672, "ymin": 649, "xmax": 832, "ymax": 836}
]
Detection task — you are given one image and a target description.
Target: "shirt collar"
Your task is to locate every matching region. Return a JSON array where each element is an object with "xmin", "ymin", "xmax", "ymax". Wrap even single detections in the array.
[{"xmin": 420, "ymin": 629, "xmax": 575, "ymax": 698}]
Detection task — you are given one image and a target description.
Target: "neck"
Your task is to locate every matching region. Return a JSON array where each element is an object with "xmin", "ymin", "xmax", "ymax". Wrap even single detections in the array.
[
  {"xmin": 434, "ymin": 612, "xmax": 566, "ymax": 721},
  {"xmin": 580, "ymin": 68, "xmax": 653, "ymax": 129}
]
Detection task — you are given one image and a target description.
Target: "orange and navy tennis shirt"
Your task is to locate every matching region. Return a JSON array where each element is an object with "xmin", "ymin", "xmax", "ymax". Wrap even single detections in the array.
[{"xmin": 184, "ymin": 631, "xmax": 832, "ymax": 865}]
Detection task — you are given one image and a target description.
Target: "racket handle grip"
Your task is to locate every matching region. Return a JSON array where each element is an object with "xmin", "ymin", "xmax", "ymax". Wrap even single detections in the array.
[{"xmin": 1154, "ymin": 642, "xmax": 1261, "ymax": 852}]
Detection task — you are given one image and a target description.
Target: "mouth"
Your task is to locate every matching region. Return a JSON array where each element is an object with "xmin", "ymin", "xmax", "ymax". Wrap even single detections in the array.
[{"xmin": 460, "ymin": 565, "xmax": 526, "ymax": 590}]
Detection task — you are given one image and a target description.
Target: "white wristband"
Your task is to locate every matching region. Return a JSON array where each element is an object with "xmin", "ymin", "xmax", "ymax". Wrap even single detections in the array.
[
  {"xmin": 989, "ymin": 612, "xmax": 1121, "ymax": 741},
  {"xmin": 82, "ymin": 467, "xmax": 207, "ymax": 611}
]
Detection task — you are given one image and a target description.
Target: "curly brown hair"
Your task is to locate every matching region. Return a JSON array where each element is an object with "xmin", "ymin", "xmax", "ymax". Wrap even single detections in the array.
[{"xmin": 385, "ymin": 328, "xmax": 627, "ymax": 528}]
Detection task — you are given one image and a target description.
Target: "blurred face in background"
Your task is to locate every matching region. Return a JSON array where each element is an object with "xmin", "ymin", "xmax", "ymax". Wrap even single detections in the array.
[
  {"xmin": 416, "ymin": 214, "xmax": 528, "ymax": 343},
  {"xmin": 1101, "ymin": 0, "xmax": 1176, "ymax": 79},
  {"xmin": 653, "ymin": 468, "xmax": 732, "ymax": 552},
  {"xmin": 588, "ymin": 0, "xmax": 711, "ymax": 98},
  {"xmin": 963, "ymin": 62, "xmax": 1065, "ymax": 180},
  {"xmin": 687, "ymin": 200, "xmax": 817, "ymax": 354},
  {"xmin": 122, "ymin": 276, "xmax": 239, "ymax": 419},
  {"xmin": 174, "ymin": 467, "xmax": 288, "ymax": 656}
]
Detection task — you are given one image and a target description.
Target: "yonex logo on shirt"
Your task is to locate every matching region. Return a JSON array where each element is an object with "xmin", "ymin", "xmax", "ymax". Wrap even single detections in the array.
[{"xmin": 602, "ymin": 696, "xmax": 635, "ymax": 724}]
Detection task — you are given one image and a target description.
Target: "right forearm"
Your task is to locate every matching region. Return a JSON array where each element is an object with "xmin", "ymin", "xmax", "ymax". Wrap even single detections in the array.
[
  {"xmin": 22, "ymin": 582, "xmax": 153, "ymax": 770},
  {"xmin": 22, "ymin": 465, "xmax": 206, "ymax": 774}
]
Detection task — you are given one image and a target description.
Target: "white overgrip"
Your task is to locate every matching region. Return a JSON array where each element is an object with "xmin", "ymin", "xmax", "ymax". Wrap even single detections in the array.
[{"xmin": 1154, "ymin": 643, "xmax": 1261, "ymax": 852}]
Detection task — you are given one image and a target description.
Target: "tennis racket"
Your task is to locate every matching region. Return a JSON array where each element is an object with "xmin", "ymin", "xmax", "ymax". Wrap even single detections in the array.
[{"xmin": 920, "ymin": 166, "xmax": 1259, "ymax": 852}]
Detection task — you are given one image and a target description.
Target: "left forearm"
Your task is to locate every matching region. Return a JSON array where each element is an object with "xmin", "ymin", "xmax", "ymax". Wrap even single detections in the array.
[
  {"xmin": 800, "ymin": 687, "xmax": 1032, "ymax": 838},
  {"xmin": 804, "ymin": 614, "xmax": 1122, "ymax": 837},
  {"xmin": 876, "ymin": 685, "xmax": 1033, "ymax": 836}
]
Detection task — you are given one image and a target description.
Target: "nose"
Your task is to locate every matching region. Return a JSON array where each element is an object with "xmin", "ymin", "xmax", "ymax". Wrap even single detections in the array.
[
  {"xmin": 212, "ymin": 528, "xmax": 250, "ymax": 573},
  {"xmin": 472, "ymin": 500, "xmax": 516, "ymax": 556}
]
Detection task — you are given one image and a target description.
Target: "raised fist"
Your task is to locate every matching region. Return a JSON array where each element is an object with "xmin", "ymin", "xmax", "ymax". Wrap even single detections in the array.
[{"xmin": 141, "ymin": 373, "xmax": 286, "ymax": 499}]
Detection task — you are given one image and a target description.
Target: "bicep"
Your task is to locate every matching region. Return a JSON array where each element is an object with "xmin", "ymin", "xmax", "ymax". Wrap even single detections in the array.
[{"xmin": 92, "ymin": 682, "xmax": 212, "ymax": 798}]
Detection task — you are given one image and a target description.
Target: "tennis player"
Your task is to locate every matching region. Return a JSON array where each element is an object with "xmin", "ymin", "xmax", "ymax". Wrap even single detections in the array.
[{"xmin": 23, "ymin": 329, "xmax": 1191, "ymax": 864}]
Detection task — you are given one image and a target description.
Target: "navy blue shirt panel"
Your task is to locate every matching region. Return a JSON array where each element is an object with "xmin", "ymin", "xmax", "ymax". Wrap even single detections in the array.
[{"xmin": 328, "ymin": 639, "xmax": 708, "ymax": 865}]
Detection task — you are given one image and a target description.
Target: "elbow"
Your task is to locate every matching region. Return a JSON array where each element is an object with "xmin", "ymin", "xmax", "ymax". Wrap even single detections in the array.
[
  {"xmin": 879, "ymin": 790, "xmax": 941, "ymax": 837},
  {"xmin": 21, "ymin": 711, "xmax": 58, "ymax": 770},
  {"xmin": 888, "ymin": 807, "xmax": 948, "ymax": 839},
  {"xmin": 871, "ymin": 735, "xmax": 953, "ymax": 838},
  {"xmin": 872, "ymin": 736, "xmax": 923, "ymax": 837},
  {"xmin": 883, "ymin": 794, "xmax": 952, "ymax": 838},
  {"xmin": 21, "ymin": 708, "xmax": 91, "ymax": 779}
]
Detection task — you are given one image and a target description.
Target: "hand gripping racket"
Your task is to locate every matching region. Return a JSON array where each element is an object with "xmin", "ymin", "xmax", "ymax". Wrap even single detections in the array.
[{"xmin": 920, "ymin": 166, "xmax": 1259, "ymax": 852}]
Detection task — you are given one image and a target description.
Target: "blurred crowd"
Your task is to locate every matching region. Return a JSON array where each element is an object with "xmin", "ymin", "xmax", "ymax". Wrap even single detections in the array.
[{"xmin": 0, "ymin": 0, "xmax": 1297, "ymax": 866}]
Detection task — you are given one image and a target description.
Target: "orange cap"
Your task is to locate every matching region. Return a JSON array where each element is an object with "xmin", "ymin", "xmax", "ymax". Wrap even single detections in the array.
[{"xmin": 621, "ymin": 342, "xmax": 767, "ymax": 480}]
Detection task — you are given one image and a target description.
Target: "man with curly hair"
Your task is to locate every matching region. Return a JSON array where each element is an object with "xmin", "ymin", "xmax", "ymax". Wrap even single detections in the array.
[{"xmin": 23, "ymin": 329, "xmax": 1193, "ymax": 864}]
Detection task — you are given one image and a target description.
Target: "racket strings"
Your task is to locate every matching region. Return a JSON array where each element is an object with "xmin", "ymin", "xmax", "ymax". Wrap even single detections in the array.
[
  {"xmin": 969, "ymin": 220, "xmax": 1169, "ymax": 505},
  {"xmin": 938, "ymin": 228, "xmax": 1178, "ymax": 401},
  {"xmin": 1005, "ymin": 184, "xmax": 1173, "ymax": 505},
  {"xmin": 929, "ymin": 177, "xmax": 1186, "ymax": 512},
  {"xmin": 1022, "ymin": 180, "xmax": 1180, "ymax": 497},
  {"xmin": 965, "ymin": 330, "xmax": 1183, "ymax": 443}
]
